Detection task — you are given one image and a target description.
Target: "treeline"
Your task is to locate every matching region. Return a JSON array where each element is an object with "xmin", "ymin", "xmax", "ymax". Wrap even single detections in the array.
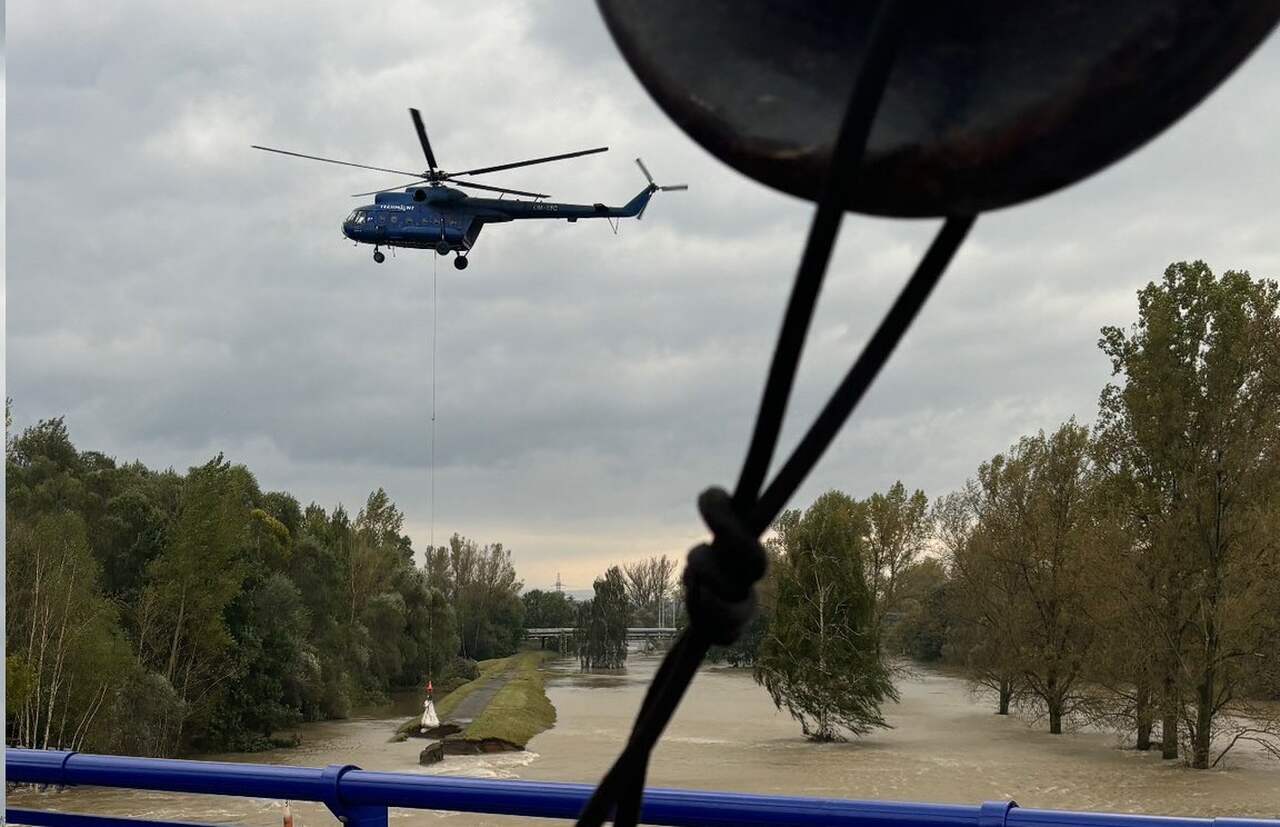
[
  {"xmin": 522, "ymin": 556, "xmax": 681, "ymax": 669},
  {"xmin": 705, "ymin": 262, "xmax": 1280, "ymax": 765},
  {"xmin": 5, "ymin": 412, "xmax": 524, "ymax": 756},
  {"xmin": 928, "ymin": 261, "xmax": 1280, "ymax": 768}
]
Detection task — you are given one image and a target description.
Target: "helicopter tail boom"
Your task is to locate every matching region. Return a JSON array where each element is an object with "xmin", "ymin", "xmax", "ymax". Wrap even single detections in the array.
[{"xmin": 613, "ymin": 185, "xmax": 657, "ymax": 218}]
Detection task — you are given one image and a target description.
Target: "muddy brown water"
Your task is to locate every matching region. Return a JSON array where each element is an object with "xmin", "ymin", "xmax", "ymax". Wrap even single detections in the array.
[{"xmin": 9, "ymin": 656, "xmax": 1279, "ymax": 824}]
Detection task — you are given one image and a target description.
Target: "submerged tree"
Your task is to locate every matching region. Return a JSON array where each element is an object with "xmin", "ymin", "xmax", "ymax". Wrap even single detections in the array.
[
  {"xmin": 945, "ymin": 424, "xmax": 1099, "ymax": 734},
  {"xmin": 576, "ymin": 566, "xmax": 630, "ymax": 669},
  {"xmin": 755, "ymin": 491, "xmax": 896, "ymax": 741},
  {"xmin": 864, "ymin": 481, "xmax": 931, "ymax": 655},
  {"xmin": 1096, "ymin": 261, "xmax": 1280, "ymax": 767}
]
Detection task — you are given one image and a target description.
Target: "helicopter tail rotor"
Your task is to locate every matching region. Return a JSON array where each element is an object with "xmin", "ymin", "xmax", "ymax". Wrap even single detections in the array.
[
  {"xmin": 636, "ymin": 157, "xmax": 655, "ymax": 186},
  {"xmin": 635, "ymin": 158, "xmax": 688, "ymax": 219}
]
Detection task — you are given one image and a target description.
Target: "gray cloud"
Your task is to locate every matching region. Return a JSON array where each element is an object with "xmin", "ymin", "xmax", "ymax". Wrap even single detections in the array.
[{"xmin": 8, "ymin": 3, "xmax": 1279, "ymax": 588}]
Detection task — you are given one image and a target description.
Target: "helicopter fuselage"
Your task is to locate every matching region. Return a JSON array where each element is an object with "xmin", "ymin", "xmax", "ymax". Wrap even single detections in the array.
[
  {"xmin": 341, "ymin": 183, "xmax": 654, "ymax": 254},
  {"xmin": 257, "ymin": 107, "xmax": 684, "ymax": 268}
]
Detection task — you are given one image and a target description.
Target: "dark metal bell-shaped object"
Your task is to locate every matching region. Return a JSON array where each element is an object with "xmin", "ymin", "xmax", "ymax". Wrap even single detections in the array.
[{"xmin": 597, "ymin": 1, "xmax": 1279, "ymax": 217}]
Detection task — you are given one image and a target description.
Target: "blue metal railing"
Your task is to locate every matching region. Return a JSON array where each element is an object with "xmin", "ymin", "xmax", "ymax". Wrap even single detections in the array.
[{"xmin": 6, "ymin": 749, "xmax": 1277, "ymax": 827}]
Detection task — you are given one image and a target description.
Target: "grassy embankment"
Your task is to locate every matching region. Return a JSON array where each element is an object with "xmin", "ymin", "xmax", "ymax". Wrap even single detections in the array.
[
  {"xmin": 462, "ymin": 651, "xmax": 556, "ymax": 747},
  {"xmin": 398, "ymin": 650, "xmax": 556, "ymax": 749}
]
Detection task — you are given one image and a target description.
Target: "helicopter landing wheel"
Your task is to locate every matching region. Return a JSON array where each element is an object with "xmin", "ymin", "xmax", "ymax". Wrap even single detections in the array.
[
  {"xmin": 373, "ymin": 250, "xmax": 385, "ymax": 264},
  {"xmin": 453, "ymin": 255, "xmax": 469, "ymax": 271},
  {"xmin": 435, "ymin": 240, "xmax": 451, "ymax": 256}
]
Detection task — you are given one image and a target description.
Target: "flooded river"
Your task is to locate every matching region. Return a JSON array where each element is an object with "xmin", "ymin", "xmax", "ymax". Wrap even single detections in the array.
[{"xmin": 10, "ymin": 656, "xmax": 1280, "ymax": 823}]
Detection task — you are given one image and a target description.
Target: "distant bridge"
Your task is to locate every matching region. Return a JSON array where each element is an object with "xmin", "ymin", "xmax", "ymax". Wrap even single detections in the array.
[{"xmin": 524, "ymin": 627, "xmax": 679, "ymax": 647}]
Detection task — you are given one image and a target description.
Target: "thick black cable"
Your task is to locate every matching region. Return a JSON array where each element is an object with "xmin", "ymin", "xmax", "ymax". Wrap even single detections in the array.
[
  {"xmin": 732, "ymin": 0, "xmax": 909, "ymax": 515},
  {"xmin": 577, "ymin": 2, "xmax": 905, "ymax": 824},
  {"xmin": 575, "ymin": 4, "xmax": 976, "ymax": 826},
  {"xmin": 574, "ymin": 631, "xmax": 707, "ymax": 827},
  {"xmin": 750, "ymin": 214, "xmax": 975, "ymax": 533},
  {"xmin": 580, "ymin": 214, "xmax": 972, "ymax": 826}
]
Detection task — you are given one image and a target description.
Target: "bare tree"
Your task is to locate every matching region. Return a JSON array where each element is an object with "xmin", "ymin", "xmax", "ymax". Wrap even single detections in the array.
[{"xmin": 623, "ymin": 555, "xmax": 678, "ymax": 626}]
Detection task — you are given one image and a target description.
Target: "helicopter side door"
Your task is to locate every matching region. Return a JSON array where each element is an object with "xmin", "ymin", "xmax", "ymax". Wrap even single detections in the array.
[{"xmin": 401, "ymin": 208, "xmax": 444, "ymax": 245}]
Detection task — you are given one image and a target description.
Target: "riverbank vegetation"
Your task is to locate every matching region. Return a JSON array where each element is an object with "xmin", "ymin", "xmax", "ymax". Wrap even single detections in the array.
[
  {"xmin": 9, "ymin": 260, "xmax": 1274, "ymax": 769},
  {"xmin": 546, "ymin": 262, "xmax": 1278, "ymax": 763},
  {"xmin": 5, "ymin": 408, "xmax": 526, "ymax": 756},
  {"xmin": 702, "ymin": 262, "xmax": 1280, "ymax": 765},
  {"xmin": 522, "ymin": 555, "xmax": 681, "ymax": 666},
  {"xmin": 933, "ymin": 262, "xmax": 1280, "ymax": 769}
]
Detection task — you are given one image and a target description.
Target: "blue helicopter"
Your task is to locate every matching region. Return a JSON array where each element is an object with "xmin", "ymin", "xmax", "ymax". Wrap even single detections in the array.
[{"xmin": 253, "ymin": 108, "xmax": 686, "ymax": 270}]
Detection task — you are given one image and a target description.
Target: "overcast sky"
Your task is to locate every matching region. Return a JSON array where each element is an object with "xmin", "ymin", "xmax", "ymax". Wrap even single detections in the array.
[{"xmin": 7, "ymin": 3, "xmax": 1279, "ymax": 590}]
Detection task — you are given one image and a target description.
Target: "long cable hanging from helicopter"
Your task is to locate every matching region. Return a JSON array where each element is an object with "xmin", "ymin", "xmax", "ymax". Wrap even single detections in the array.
[{"xmin": 430, "ymin": 251, "xmax": 438, "ymax": 553}]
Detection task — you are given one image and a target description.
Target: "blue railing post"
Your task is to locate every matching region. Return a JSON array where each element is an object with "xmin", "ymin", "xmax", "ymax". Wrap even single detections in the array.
[
  {"xmin": 321, "ymin": 764, "xmax": 387, "ymax": 827},
  {"xmin": 981, "ymin": 800, "xmax": 1019, "ymax": 827}
]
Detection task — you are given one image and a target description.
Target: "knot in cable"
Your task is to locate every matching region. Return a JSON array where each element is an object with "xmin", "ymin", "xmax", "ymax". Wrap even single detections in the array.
[{"xmin": 682, "ymin": 486, "xmax": 768, "ymax": 646}]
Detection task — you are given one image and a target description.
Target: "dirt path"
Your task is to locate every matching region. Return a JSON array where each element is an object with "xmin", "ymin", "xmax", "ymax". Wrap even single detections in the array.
[{"xmin": 442, "ymin": 671, "xmax": 509, "ymax": 726}]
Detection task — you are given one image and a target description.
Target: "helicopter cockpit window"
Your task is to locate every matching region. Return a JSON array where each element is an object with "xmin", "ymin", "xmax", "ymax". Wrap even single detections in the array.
[{"xmin": 346, "ymin": 211, "xmax": 358, "ymax": 224}]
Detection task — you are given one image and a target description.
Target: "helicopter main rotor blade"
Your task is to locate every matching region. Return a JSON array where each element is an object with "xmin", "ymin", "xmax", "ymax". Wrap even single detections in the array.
[
  {"xmin": 452, "ymin": 146, "xmax": 608, "ymax": 178},
  {"xmin": 660, "ymin": 184, "xmax": 689, "ymax": 191},
  {"xmin": 409, "ymin": 108, "xmax": 439, "ymax": 172},
  {"xmin": 250, "ymin": 145, "xmax": 421, "ymax": 177},
  {"xmin": 450, "ymin": 178, "xmax": 550, "ymax": 199},
  {"xmin": 351, "ymin": 178, "xmax": 433, "ymax": 197}
]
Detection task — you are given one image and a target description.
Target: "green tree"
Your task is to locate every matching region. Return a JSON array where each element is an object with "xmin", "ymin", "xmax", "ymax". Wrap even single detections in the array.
[
  {"xmin": 522, "ymin": 588, "xmax": 578, "ymax": 628},
  {"xmin": 99, "ymin": 488, "xmax": 169, "ymax": 601},
  {"xmin": 414, "ymin": 544, "xmax": 461, "ymax": 679},
  {"xmin": 1097, "ymin": 261, "xmax": 1280, "ymax": 767},
  {"xmin": 406, "ymin": 573, "xmax": 459, "ymax": 683},
  {"xmin": 947, "ymin": 424, "xmax": 1098, "ymax": 734},
  {"xmin": 6, "ymin": 416, "xmax": 89, "ymax": 518},
  {"xmin": 6, "ymin": 512, "xmax": 134, "ymax": 751},
  {"xmin": 134, "ymin": 455, "xmax": 251, "ymax": 742},
  {"xmin": 1002, "ymin": 423, "xmax": 1098, "ymax": 734},
  {"xmin": 450, "ymin": 535, "xmax": 524, "ymax": 660},
  {"xmin": 4, "ymin": 410, "xmax": 532, "ymax": 754},
  {"xmin": 755, "ymin": 491, "xmax": 896, "ymax": 741},
  {"xmin": 1076, "ymin": 456, "xmax": 1166, "ymax": 751},
  {"xmin": 201, "ymin": 572, "xmax": 314, "ymax": 751},
  {"xmin": 886, "ymin": 557, "xmax": 950, "ymax": 662},
  {"xmin": 864, "ymin": 481, "xmax": 931, "ymax": 655},
  {"xmin": 576, "ymin": 567, "xmax": 630, "ymax": 669},
  {"xmin": 945, "ymin": 516, "xmax": 1024, "ymax": 715}
]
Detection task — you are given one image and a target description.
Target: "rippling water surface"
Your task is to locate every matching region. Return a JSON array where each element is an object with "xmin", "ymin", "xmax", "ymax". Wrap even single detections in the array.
[{"xmin": 10, "ymin": 656, "xmax": 1279, "ymax": 824}]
